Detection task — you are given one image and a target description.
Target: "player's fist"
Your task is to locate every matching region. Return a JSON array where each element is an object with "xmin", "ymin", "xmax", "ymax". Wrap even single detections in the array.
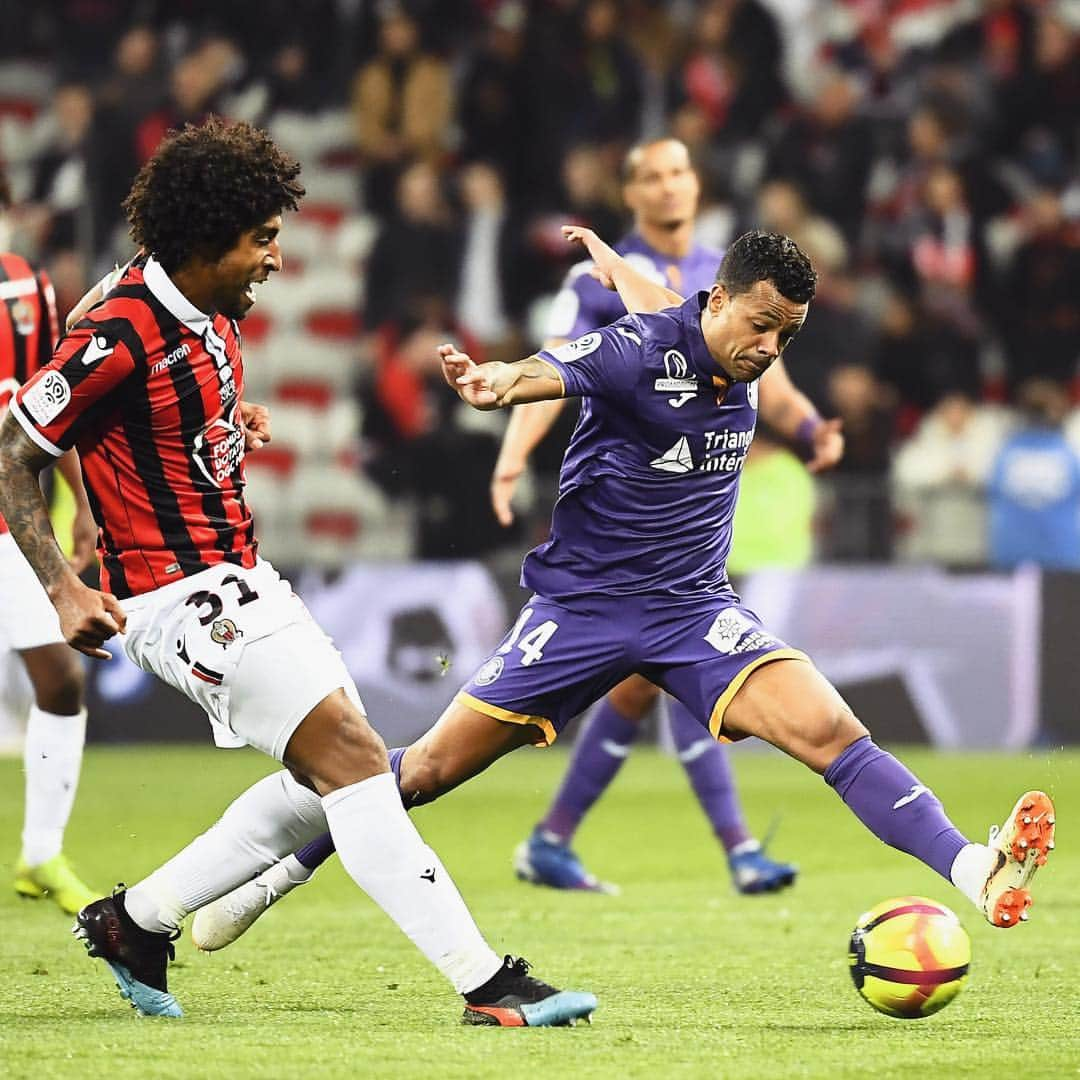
[
  {"xmin": 240, "ymin": 400, "xmax": 272, "ymax": 450},
  {"xmin": 806, "ymin": 417, "xmax": 845, "ymax": 474},
  {"xmin": 52, "ymin": 578, "xmax": 127, "ymax": 660}
]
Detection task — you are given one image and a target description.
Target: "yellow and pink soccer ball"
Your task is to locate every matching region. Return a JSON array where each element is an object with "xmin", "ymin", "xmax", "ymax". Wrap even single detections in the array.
[{"xmin": 848, "ymin": 896, "xmax": 971, "ymax": 1019}]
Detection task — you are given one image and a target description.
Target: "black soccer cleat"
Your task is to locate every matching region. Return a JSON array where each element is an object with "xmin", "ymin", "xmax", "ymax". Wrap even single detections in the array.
[
  {"xmin": 73, "ymin": 888, "xmax": 183, "ymax": 1017},
  {"xmin": 462, "ymin": 955, "xmax": 598, "ymax": 1027}
]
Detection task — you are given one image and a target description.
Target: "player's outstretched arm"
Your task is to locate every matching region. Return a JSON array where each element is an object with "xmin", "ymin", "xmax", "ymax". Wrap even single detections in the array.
[
  {"xmin": 0, "ymin": 416, "xmax": 125, "ymax": 658},
  {"xmin": 758, "ymin": 358, "xmax": 844, "ymax": 473},
  {"xmin": 562, "ymin": 225, "xmax": 683, "ymax": 314},
  {"xmin": 440, "ymin": 343, "xmax": 564, "ymax": 411}
]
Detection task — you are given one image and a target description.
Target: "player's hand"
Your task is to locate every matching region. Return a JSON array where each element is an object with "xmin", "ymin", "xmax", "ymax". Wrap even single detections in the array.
[
  {"xmin": 240, "ymin": 400, "xmax": 272, "ymax": 450},
  {"xmin": 68, "ymin": 505, "xmax": 99, "ymax": 574},
  {"xmin": 64, "ymin": 253, "xmax": 139, "ymax": 331},
  {"xmin": 52, "ymin": 578, "xmax": 127, "ymax": 660},
  {"xmin": 806, "ymin": 418, "xmax": 845, "ymax": 474},
  {"xmin": 562, "ymin": 224, "xmax": 620, "ymax": 291},
  {"xmin": 439, "ymin": 343, "xmax": 506, "ymax": 409},
  {"xmin": 490, "ymin": 455, "xmax": 524, "ymax": 526}
]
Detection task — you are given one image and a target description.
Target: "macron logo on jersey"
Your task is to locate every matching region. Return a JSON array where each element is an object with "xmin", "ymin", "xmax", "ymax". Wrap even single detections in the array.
[{"xmin": 81, "ymin": 333, "xmax": 115, "ymax": 366}]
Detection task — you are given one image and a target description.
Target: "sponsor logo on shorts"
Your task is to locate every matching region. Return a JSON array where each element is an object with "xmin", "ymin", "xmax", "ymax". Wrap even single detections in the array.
[
  {"xmin": 22, "ymin": 370, "xmax": 71, "ymax": 425},
  {"xmin": 705, "ymin": 609, "xmax": 776, "ymax": 655},
  {"xmin": 474, "ymin": 655, "xmax": 504, "ymax": 686},
  {"xmin": 210, "ymin": 618, "xmax": 243, "ymax": 647}
]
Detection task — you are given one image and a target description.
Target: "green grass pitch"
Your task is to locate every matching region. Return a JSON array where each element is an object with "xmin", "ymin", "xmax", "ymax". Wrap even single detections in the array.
[{"xmin": 1, "ymin": 744, "xmax": 1076, "ymax": 1079}]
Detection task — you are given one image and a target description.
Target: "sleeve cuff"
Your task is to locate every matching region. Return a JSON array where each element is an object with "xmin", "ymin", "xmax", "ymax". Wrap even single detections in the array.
[{"xmin": 8, "ymin": 398, "xmax": 64, "ymax": 457}]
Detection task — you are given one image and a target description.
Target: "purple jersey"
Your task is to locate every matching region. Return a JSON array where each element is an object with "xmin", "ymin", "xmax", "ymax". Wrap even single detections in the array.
[
  {"xmin": 523, "ymin": 292, "xmax": 759, "ymax": 603},
  {"xmin": 546, "ymin": 232, "xmax": 722, "ymax": 341}
]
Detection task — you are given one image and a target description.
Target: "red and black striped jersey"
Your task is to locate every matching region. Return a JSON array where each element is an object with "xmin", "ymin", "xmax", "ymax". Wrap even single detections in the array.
[
  {"xmin": 10, "ymin": 255, "xmax": 256, "ymax": 598},
  {"xmin": 0, "ymin": 252, "xmax": 59, "ymax": 536}
]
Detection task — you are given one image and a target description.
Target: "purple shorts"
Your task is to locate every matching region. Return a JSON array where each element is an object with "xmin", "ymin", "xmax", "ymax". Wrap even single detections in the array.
[{"xmin": 457, "ymin": 592, "xmax": 807, "ymax": 745}]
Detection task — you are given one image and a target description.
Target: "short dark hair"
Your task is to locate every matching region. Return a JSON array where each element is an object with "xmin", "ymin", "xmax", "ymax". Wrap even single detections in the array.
[
  {"xmin": 717, "ymin": 230, "xmax": 817, "ymax": 304},
  {"xmin": 123, "ymin": 116, "xmax": 304, "ymax": 272}
]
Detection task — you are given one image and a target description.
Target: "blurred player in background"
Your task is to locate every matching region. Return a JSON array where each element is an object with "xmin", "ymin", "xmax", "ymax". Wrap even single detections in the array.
[
  {"xmin": 500, "ymin": 138, "xmax": 841, "ymax": 895},
  {"xmin": 194, "ymin": 226, "xmax": 1054, "ymax": 957},
  {"xmin": 0, "ymin": 170, "xmax": 100, "ymax": 914},
  {"xmin": 0, "ymin": 119, "xmax": 595, "ymax": 1027}
]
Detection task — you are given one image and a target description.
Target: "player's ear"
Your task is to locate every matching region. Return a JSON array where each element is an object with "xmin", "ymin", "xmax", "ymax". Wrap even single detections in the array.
[{"xmin": 707, "ymin": 283, "xmax": 728, "ymax": 313}]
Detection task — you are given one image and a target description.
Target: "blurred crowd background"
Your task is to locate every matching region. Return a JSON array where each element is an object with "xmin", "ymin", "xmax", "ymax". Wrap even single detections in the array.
[{"xmin": 2, "ymin": 0, "xmax": 1078, "ymax": 576}]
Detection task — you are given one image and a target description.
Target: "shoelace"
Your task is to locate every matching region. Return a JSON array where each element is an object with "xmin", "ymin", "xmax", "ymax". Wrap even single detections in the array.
[{"xmin": 504, "ymin": 955, "xmax": 531, "ymax": 979}]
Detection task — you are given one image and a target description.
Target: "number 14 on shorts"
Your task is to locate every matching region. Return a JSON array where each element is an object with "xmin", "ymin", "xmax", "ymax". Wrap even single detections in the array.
[{"xmin": 498, "ymin": 607, "xmax": 559, "ymax": 667}]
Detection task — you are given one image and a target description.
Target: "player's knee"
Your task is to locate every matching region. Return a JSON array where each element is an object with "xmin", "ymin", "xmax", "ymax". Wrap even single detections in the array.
[
  {"xmin": 607, "ymin": 675, "xmax": 659, "ymax": 720},
  {"xmin": 296, "ymin": 696, "xmax": 388, "ymax": 791},
  {"xmin": 803, "ymin": 704, "xmax": 867, "ymax": 774},
  {"xmin": 32, "ymin": 654, "xmax": 85, "ymax": 716},
  {"xmin": 398, "ymin": 744, "xmax": 451, "ymax": 805}
]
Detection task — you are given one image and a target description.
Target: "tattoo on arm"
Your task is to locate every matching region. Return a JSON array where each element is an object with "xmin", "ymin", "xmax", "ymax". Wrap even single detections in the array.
[{"xmin": 0, "ymin": 416, "xmax": 74, "ymax": 595}]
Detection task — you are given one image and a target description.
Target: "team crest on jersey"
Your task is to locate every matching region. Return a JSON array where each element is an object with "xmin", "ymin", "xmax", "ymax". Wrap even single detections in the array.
[
  {"xmin": 22, "ymin": 370, "xmax": 71, "ymax": 425},
  {"xmin": 210, "ymin": 618, "xmax": 243, "ymax": 647},
  {"xmin": 474, "ymin": 655, "xmax": 504, "ymax": 686},
  {"xmin": 747, "ymin": 379, "xmax": 759, "ymax": 410},
  {"xmin": 10, "ymin": 298, "xmax": 35, "ymax": 336},
  {"xmin": 549, "ymin": 332, "xmax": 602, "ymax": 363},
  {"xmin": 192, "ymin": 406, "xmax": 245, "ymax": 488}
]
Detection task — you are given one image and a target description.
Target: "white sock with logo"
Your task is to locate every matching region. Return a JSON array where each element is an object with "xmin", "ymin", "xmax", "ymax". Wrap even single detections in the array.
[
  {"xmin": 949, "ymin": 842, "xmax": 995, "ymax": 906},
  {"xmin": 124, "ymin": 770, "xmax": 326, "ymax": 934},
  {"xmin": 21, "ymin": 706, "xmax": 87, "ymax": 867},
  {"xmin": 323, "ymin": 773, "xmax": 502, "ymax": 995}
]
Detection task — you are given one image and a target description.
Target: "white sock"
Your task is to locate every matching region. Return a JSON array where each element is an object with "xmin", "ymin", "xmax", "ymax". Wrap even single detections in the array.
[
  {"xmin": 277, "ymin": 853, "xmax": 315, "ymax": 883},
  {"xmin": 125, "ymin": 770, "xmax": 326, "ymax": 934},
  {"xmin": 323, "ymin": 773, "xmax": 501, "ymax": 995},
  {"xmin": 950, "ymin": 842, "xmax": 995, "ymax": 906},
  {"xmin": 21, "ymin": 705, "xmax": 87, "ymax": 866}
]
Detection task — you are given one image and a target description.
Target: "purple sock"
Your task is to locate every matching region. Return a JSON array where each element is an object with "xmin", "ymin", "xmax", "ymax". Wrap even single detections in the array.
[
  {"xmin": 824, "ymin": 736, "xmax": 969, "ymax": 881},
  {"xmin": 668, "ymin": 699, "xmax": 752, "ymax": 853},
  {"xmin": 295, "ymin": 832, "xmax": 336, "ymax": 870},
  {"xmin": 538, "ymin": 698, "xmax": 640, "ymax": 842},
  {"xmin": 293, "ymin": 749, "xmax": 409, "ymax": 871}
]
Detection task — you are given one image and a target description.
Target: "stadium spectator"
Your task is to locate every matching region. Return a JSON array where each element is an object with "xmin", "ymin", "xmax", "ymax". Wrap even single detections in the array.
[
  {"xmin": 892, "ymin": 389, "xmax": 1013, "ymax": 567},
  {"xmin": 351, "ymin": 6, "xmax": 451, "ymax": 213},
  {"xmin": 988, "ymin": 377, "xmax": 1080, "ymax": 570}
]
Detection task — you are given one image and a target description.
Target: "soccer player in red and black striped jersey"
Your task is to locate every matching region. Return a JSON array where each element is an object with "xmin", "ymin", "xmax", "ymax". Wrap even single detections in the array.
[
  {"xmin": 0, "ymin": 118, "xmax": 595, "ymax": 1025},
  {"xmin": 0, "ymin": 168, "xmax": 102, "ymax": 915}
]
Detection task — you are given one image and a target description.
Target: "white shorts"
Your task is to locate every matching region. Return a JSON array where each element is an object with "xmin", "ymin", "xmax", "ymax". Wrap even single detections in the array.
[
  {"xmin": 120, "ymin": 559, "xmax": 363, "ymax": 760},
  {"xmin": 0, "ymin": 532, "xmax": 64, "ymax": 651}
]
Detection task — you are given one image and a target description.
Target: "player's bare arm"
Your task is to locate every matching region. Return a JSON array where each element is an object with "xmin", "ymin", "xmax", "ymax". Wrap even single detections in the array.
[
  {"xmin": 0, "ymin": 415, "xmax": 125, "ymax": 658},
  {"xmin": 758, "ymin": 358, "xmax": 844, "ymax": 473},
  {"xmin": 64, "ymin": 258, "xmax": 136, "ymax": 331},
  {"xmin": 440, "ymin": 343, "xmax": 564, "ymax": 411},
  {"xmin": 562, "ymin": 225, "xmax": 683, "ymax": 313}
]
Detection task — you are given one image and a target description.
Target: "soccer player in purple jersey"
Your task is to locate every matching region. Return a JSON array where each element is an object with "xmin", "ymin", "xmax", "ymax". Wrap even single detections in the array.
[
  {"xmin": 193, "ymin": 225, "xmax": 1053, "ymax": 954},
  {"xmin": 498, "ymin": 136, "xmax": 840, "ymax": 895}
]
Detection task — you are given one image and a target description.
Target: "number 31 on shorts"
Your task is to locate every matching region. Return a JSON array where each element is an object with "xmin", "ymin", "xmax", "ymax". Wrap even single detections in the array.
[{"xmin": 498, "ymin": 607, "xmax": 559, "ymax": 667}]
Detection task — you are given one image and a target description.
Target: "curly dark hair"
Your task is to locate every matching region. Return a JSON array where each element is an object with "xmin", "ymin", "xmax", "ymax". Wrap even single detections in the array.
[
  {"xmin": 716, "ymin": 230, "xmax": 817, "ymax": 304},
  {"xmin": 123, "ymin": 116, "xmax": 304, "ymax": 272}
]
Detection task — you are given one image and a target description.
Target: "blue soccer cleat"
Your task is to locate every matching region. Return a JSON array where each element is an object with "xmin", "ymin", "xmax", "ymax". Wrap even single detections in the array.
[
  {"xmin": 727, "ymin": 840, "xmax": 798, "ymax": 895},
  {"xmin": 462, "ymin": 955, "xmax": 598, "ymax": 1027},
  {"xmin": 513, "ymin": 829, "xmax": 619, "ymax": 895},
  {"xmin": 73, "ymin": 889, "xmax": 183, "ymax": 1017}
]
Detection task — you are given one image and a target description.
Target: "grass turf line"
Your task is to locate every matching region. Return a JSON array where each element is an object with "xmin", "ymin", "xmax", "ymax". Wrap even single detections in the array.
[{"xmin": 1, "ymin": 745, "xmax": 1076, "ymax": 1079}]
